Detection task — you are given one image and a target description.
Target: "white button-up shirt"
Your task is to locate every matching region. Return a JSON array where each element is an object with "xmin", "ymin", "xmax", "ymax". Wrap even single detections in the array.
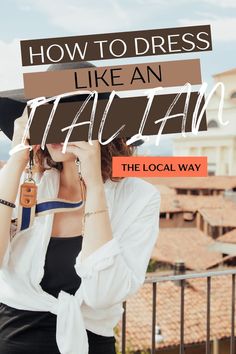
[{"xmin": 0, "ymin": 167, "xmax": 160, "ymax": 354}]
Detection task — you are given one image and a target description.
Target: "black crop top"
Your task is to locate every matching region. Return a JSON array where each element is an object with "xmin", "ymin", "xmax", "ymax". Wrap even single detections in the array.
[
  {"xmin": 40, "ymin": 235, "xmax": 83, "ymax": 297},
  {"xmin": 0, "ymin": 236, "xmax": 116, "ymax": 354}
]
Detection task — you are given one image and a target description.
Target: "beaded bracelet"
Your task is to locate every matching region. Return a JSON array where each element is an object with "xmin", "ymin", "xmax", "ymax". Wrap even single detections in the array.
[{"xmin": 0, "ymin": 198, "xmax": 16, "ymax": 208}]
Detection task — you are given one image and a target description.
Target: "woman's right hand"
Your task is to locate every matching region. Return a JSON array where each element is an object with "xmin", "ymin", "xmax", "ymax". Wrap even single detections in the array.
[{"xmin": 10, "ymin": 106, "xmax": 40, "ymax": 166}]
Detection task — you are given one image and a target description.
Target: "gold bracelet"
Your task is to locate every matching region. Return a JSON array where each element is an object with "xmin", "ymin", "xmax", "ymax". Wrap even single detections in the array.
[
  {"xmin": 84, "ymin": 208, "xmax": 108, "ymax": 218},
  {"xmin": 81, "ymin": 208, "xmax": 108, "ymax": 237}
]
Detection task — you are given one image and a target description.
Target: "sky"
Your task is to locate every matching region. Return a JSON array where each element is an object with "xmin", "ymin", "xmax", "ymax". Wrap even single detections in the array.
[{"xmin": 0, "ymin": 0, "xmax": 235, "ymax": 158}]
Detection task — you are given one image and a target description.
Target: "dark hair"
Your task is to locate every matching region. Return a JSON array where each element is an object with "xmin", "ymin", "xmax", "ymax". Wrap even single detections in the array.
[{"xmin": 35, "ymin": 138, "xmax": 136, "ymax": 182}]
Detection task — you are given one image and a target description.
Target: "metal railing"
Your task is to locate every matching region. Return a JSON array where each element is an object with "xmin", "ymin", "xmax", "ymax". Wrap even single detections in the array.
[{"xmin": 121, "ymin": 268, "xmax": 236, "ymax": 354}]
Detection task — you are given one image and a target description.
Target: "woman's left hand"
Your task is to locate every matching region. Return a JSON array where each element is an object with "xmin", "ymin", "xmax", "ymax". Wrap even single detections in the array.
[{"xmin": 64, "ymin": 140, "xmax": 103, "ymax": 188}]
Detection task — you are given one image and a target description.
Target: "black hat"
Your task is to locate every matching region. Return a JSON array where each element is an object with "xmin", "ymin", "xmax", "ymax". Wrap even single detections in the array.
[{"xmin": 0, "ymin": 61, "xmax": 144, "ymax": 146}]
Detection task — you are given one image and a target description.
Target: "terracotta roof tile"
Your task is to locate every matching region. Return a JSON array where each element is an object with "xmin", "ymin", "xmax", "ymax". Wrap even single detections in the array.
[
  {"xmin": 198, "ymin": 207, "xmax": 236, "ymax": 227},
  {"xmin": 217, "ymin": 229, "xmax": 236, "ymax": 244},
  {"xmin": 0, "ymin": 160, "xmax": 6, "ymax": 169},
  {"xmin": 143, "ymin": 176, "xmax": 236, "ymax": 190},
  {"xmin": 115, "ymin": 274, "xmax": 236, "ymax": 351},
  {"xmin": 160, "ymin": 194, "xmax": 228, "ymax": 213},
  {"xmin": 155, "ymin": 184, "xmax": 176, "ymax": 195},
  {"xmin": 152, "ymin": 228, "xmax": 224, "ymax": 270}
]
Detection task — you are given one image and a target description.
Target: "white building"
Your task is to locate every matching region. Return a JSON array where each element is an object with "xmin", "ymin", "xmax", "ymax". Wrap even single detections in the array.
[{"xmin": 173, "ymin": 68, "xmax": 236, "ymax": 176}]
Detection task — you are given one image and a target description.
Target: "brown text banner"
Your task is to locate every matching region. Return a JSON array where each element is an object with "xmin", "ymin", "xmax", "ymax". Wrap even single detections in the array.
[
  {"xmin": 21, "ymin": 25, "xmax": 212, "ymax": 66},
  {"xmin": 23, "ymin": 59, "xmax": 202, "ymax": 98},
  {"xmin": 28, "ymin": 92, "xmax": 207, "ymax": 145}
]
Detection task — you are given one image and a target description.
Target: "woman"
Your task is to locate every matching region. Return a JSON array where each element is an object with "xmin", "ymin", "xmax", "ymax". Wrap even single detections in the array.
[{"xmin": 0, "ymin": 64, "xmax": 160, "ymax": 354}]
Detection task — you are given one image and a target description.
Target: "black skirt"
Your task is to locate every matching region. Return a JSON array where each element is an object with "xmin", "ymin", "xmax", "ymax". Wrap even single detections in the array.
[{"xmin": 0, "ymin": 236, "xmax": 116, "ymax": 354}]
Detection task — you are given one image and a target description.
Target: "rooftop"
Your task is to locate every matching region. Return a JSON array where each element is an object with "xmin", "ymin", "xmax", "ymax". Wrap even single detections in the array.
[
  {"xmin": 154, "ymin": 184, "xmax": 176, "ymax": 195},
  {"xmin": 151, "ymin": 228, "xmax": 224, "ymax": 270},
  {"xmin": 116, "ymin": 273, "xmax": 236, "ymax": 351},
  {"xmin": 213, "ymin": 67, "xmax": 236, "ymax": 77},
  {"xmin": 217, "ymin": 229, "xmax": 236, "ymax": 244},
  {"xmin": 160, "ymin": 194, "xmax": 229, "ymax": 213},
  {"xmin": 198, "ymin": 207, "xmax": 236, "ymax": 227},
  {"xmin": 0, "ymin": 160, "xmax": 6, "ymax": 169},
  {"xmin": 143, "ymin": 176, "xmax": 236, "ymax": 191}
]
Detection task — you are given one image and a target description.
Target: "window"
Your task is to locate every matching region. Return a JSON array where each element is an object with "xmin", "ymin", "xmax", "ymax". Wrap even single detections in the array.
[
  {"xmin": 190, "ymin": 190, "xmax": 199, "ymax": 195},
  {"xmin": 207, "ymin": 120, "xmax": 218, "ymax": 128},
  {"xmin": 208, "ymin": 162, "xmax": 216, "ymax": 176},
  {"xmin": 177, "ymin": 189, "xmax": 187, "ymax": 195},
  {"xmin": 231, "ymin": 91, "xmax": 236, "ymax": 99},
  {"xmin": 183, "ymin": 212, "xmax": 194, "ymax": 222},
  {"xmin": 211, "ymin": 226, "xmax": 219, "ymax": 239}
]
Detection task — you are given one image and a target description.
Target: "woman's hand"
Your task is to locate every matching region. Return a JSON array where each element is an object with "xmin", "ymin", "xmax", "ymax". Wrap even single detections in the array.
[
  {"xmin": 64, "ymin": 140, "xmax": 103, "ymax": 188},
  {"xmin": 10, "ymin": 106, "xmax": 40, "ymax": 166}
]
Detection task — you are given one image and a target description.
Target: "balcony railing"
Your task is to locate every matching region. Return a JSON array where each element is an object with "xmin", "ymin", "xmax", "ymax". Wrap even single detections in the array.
[{"xmin": 121, "ymin": 268, "xmax": 236, "ymax": 354}]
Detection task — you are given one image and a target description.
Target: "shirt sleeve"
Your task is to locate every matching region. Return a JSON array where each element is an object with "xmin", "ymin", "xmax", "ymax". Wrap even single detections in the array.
[
  {"xmin": 74, "ymin": 186, "xmax": 160, "ymax": 309},
  {"xmin": 1, "ymin": 170, "xmax": 25, "ymax": 268}
]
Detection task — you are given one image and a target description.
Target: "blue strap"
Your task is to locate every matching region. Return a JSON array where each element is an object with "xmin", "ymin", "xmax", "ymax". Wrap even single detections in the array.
[
  {"xmin": 19, "ymin": 199, "xmax": 84, "ymax": 231},
  {"xmin": 36, "ymin": 200, "xmax": 83, "ymax": 214},
  {"xmin": 21, "ymin": 207, "xmax": 32, "ymax": 231}
]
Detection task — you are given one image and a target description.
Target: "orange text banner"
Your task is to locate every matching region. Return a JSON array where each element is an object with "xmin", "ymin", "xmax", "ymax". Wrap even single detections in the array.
[{"xmin": 112, "ymin": 156, "xmax": 208, "ymax": 177}]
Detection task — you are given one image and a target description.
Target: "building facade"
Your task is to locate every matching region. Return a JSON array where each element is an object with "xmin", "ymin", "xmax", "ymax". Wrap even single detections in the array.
[{"xmin": 173, "ymin": 68, "xmax": 236, "ymax": 175}]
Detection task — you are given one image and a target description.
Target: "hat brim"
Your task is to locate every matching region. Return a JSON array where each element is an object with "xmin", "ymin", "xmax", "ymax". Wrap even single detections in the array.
[
  {"xmin": 0, "ymin": 88, "xmax": 27, "ymax": 140},
  {"xmin": 0, "ymin": 89, "xmax": 144, "ymax": 146}
]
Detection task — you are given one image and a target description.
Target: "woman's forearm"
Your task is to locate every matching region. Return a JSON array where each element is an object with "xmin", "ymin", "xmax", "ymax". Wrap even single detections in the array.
[
  {"xmin": 0, "ymin": 155, "xmax": 27, "ymax": 265},
  {"xmin": 81, "ymin": 182, "xmax": 113, "ymax": 261}
]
